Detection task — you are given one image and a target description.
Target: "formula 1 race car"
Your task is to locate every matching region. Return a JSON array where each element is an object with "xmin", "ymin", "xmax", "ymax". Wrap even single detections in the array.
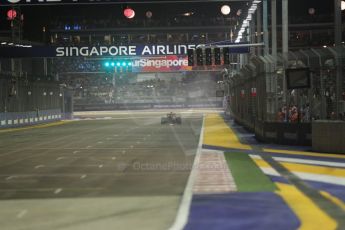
[{"xmin": 161, "ymin": 112, "xmax": 182, "ymax": 125}]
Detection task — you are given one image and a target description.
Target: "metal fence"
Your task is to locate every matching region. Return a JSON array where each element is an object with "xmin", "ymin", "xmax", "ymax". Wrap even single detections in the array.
[
  {"xmin": 0, "ymin": 74, "xmax": 61, "ymax": 113},
  {"xmin": 227, "ymin": 47, "xmax": 345, "ymax": 130}
]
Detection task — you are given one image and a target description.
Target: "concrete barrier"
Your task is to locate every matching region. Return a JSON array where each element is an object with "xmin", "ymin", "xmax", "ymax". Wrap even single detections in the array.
[
  {"xmin": 0, "ymin": 109, "xmax": 61, "ymax": 129},
  {"xmin": 255, "ymin": 121, "xmax": 311, "ymax": 146}
]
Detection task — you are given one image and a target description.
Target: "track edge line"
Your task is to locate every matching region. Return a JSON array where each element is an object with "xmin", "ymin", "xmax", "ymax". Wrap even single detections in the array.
[{"xmin": 168, "ymin": 114, "xmax": 205, "ymax": 230}]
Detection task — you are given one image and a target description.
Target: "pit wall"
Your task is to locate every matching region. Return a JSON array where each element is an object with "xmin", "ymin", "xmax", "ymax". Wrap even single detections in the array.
[
  {"xmin": 312, "ymin": 120, "xmax": 345, "ymax": 153},
  {"xmin": 232, "ymin": 114, "xmax": 312, "ymax": 146}
]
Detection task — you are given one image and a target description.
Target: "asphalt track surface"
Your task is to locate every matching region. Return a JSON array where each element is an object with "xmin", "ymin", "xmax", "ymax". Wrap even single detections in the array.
[{"xmin": 0, "ymin": 111, "xmax": 203, "ymax": 230}]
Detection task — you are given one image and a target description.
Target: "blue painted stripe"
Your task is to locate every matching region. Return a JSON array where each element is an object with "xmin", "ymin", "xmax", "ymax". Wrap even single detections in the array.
[
  {"xmin": 202, "ymin": 144, "xmax": 253, "ymax": 152},
  {"xmin": 268, "ymin": 175, "xmax": 290, "ymax": 184},
  {"xmin": 304, "ymin": 180, "xmax": 345, "ymax": 203},
  {"xmin": 185, "ymin": 192, "xmax": 300, "ymax": 230}
]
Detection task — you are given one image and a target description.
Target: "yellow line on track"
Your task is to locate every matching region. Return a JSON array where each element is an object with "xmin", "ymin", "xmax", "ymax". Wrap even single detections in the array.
[
  {"xmin": 0, "ymin": 121, "xmax": 72, "ymax": 133},
  {"xmin": 280, "ymin": 162, "xmax": 345, "ymax": 178},
  {"xmin": 203, "ymin": 114, "xmax": 251, "ymax": 150},
  {"xmin": 252, "ymin": 158, "xmax": 271, "ymax": 168},
  {"xmin": 275, "ymin": 182, "xmax": 337, "ymax": 230},
  {"xmin": 320, "ymin": 191, "xmax": 345, "ymax": 211},
  {"xmin": 264, "ymin": 148, "xmax": 345, "ymax": 159}
]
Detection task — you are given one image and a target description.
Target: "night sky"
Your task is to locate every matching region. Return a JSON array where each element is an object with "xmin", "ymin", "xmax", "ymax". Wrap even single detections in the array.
[{"xmin": 0, "ymin": 0, "xmax": 336, "ymax": 42}]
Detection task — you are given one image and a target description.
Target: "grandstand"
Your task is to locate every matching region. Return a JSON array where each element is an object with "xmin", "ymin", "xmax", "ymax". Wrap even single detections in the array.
[
  {"xmin": 39, "ymin": 3, "xmax": 343, "ymax": 111},
  {"xmin": 1, "ymin": 1, "xmax": 343, "ymax": 113}
]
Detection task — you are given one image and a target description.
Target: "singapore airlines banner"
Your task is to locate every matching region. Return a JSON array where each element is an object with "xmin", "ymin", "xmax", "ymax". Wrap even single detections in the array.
[
  {"xmin": 0, "ymin": 44, "xmax": 249, "ymax": 58},
  {"xmin": 55, "ymin": 44, "xmax": 198, "ymax": 57}
]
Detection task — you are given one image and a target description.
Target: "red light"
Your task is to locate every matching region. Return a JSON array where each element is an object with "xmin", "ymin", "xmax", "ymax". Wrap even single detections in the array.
[
  {"xmin": 124, "ymin": 8, "xmax": 135, "ymax": 19},
  {"xmin": 7, "ymin": 9, "xmax": 17, "ymax": 20}
]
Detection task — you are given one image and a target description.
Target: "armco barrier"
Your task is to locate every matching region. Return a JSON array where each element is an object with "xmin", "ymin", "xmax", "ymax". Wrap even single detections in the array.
[{"xmin": 0, "ymin": 109, "xmax": 62, "ymax": 129}]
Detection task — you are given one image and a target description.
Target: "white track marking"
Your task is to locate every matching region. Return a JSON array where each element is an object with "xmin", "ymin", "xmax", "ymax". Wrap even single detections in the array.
[
  {"xmin": 249, "ymin": 154, "xmax": 262, "ymax": 159},
  {"xmin": 98, "ymin": 164, "xmax": 104, "ymax": 168},
  {"xmin": 34, "ymin": 165, "xmax": 44, "ymax": 169},
  {"xmin": 54, "ymin": 188, "xmax": 62, "ymax": 194},
  {"xmin": 169, "ymin": 115, "xmax": 205, "ymax": 230},
  {"xmin": 273, "ymin": 156, "xmax": 345, "ymax": 168},
  {"xmin": 6, "ymin": 176, "xmax": 15, "ymax": 180},
  {"xmin": 112, "ymin": 157, "xmax": 116, "ymax": 160},
  {"xmin": 257, "ymin": 165, "xmax": 345, "ymax": 186},
  {"xmin": 259, "ymin": 167, "xmax": 281, "ymax": 176},
  {"xmin": 80, "ymin": 174, "xmax": 87, "ymax": 179},
  {"xmin": 250, "ymin": 155, "xmax": 281, "ymax": 176},
  {"xmin": 293, "ymin": 172, "xmax": 345, "ymax": 186},
  {"xmin": 16, "ymin": 210, "xmax": 28, "ymax": 219},
  {"xmin": 73, "ymin": 150, "xmax": 80, "ymax": 154},
  {"xmin": 251, "ymin": 154, "xmax": 345, "ymax": 185}
]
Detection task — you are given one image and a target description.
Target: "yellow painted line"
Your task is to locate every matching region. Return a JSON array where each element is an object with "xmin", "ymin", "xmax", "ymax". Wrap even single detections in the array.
[
  {"xmin": 264, "ymin": 148, "xmax": 345, "ymax": 160},
  {"xmin": 203, "ymin": 114, "xmax": 251, "ymax": 150},
  {"xmin": 0, "ymin": 121, "xmax": 72, "ymax": 133},
  {"xmin": 320, "ymin": 191, "xmax": 345, "ymax": 211},
  {"xmin": 254, "ymin": 157, "xmax": 345, "ymax": 177},
  {"xmin": 275, "ymin": 182, "xmax": 337, "ymax": 230},
  {"xmin": 252, "ymin": 158, "xmax": 271, "ymax": 168},
  {"xmin": 280, "ymin": 162, "xmax": 345, "ymax": 178}
]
